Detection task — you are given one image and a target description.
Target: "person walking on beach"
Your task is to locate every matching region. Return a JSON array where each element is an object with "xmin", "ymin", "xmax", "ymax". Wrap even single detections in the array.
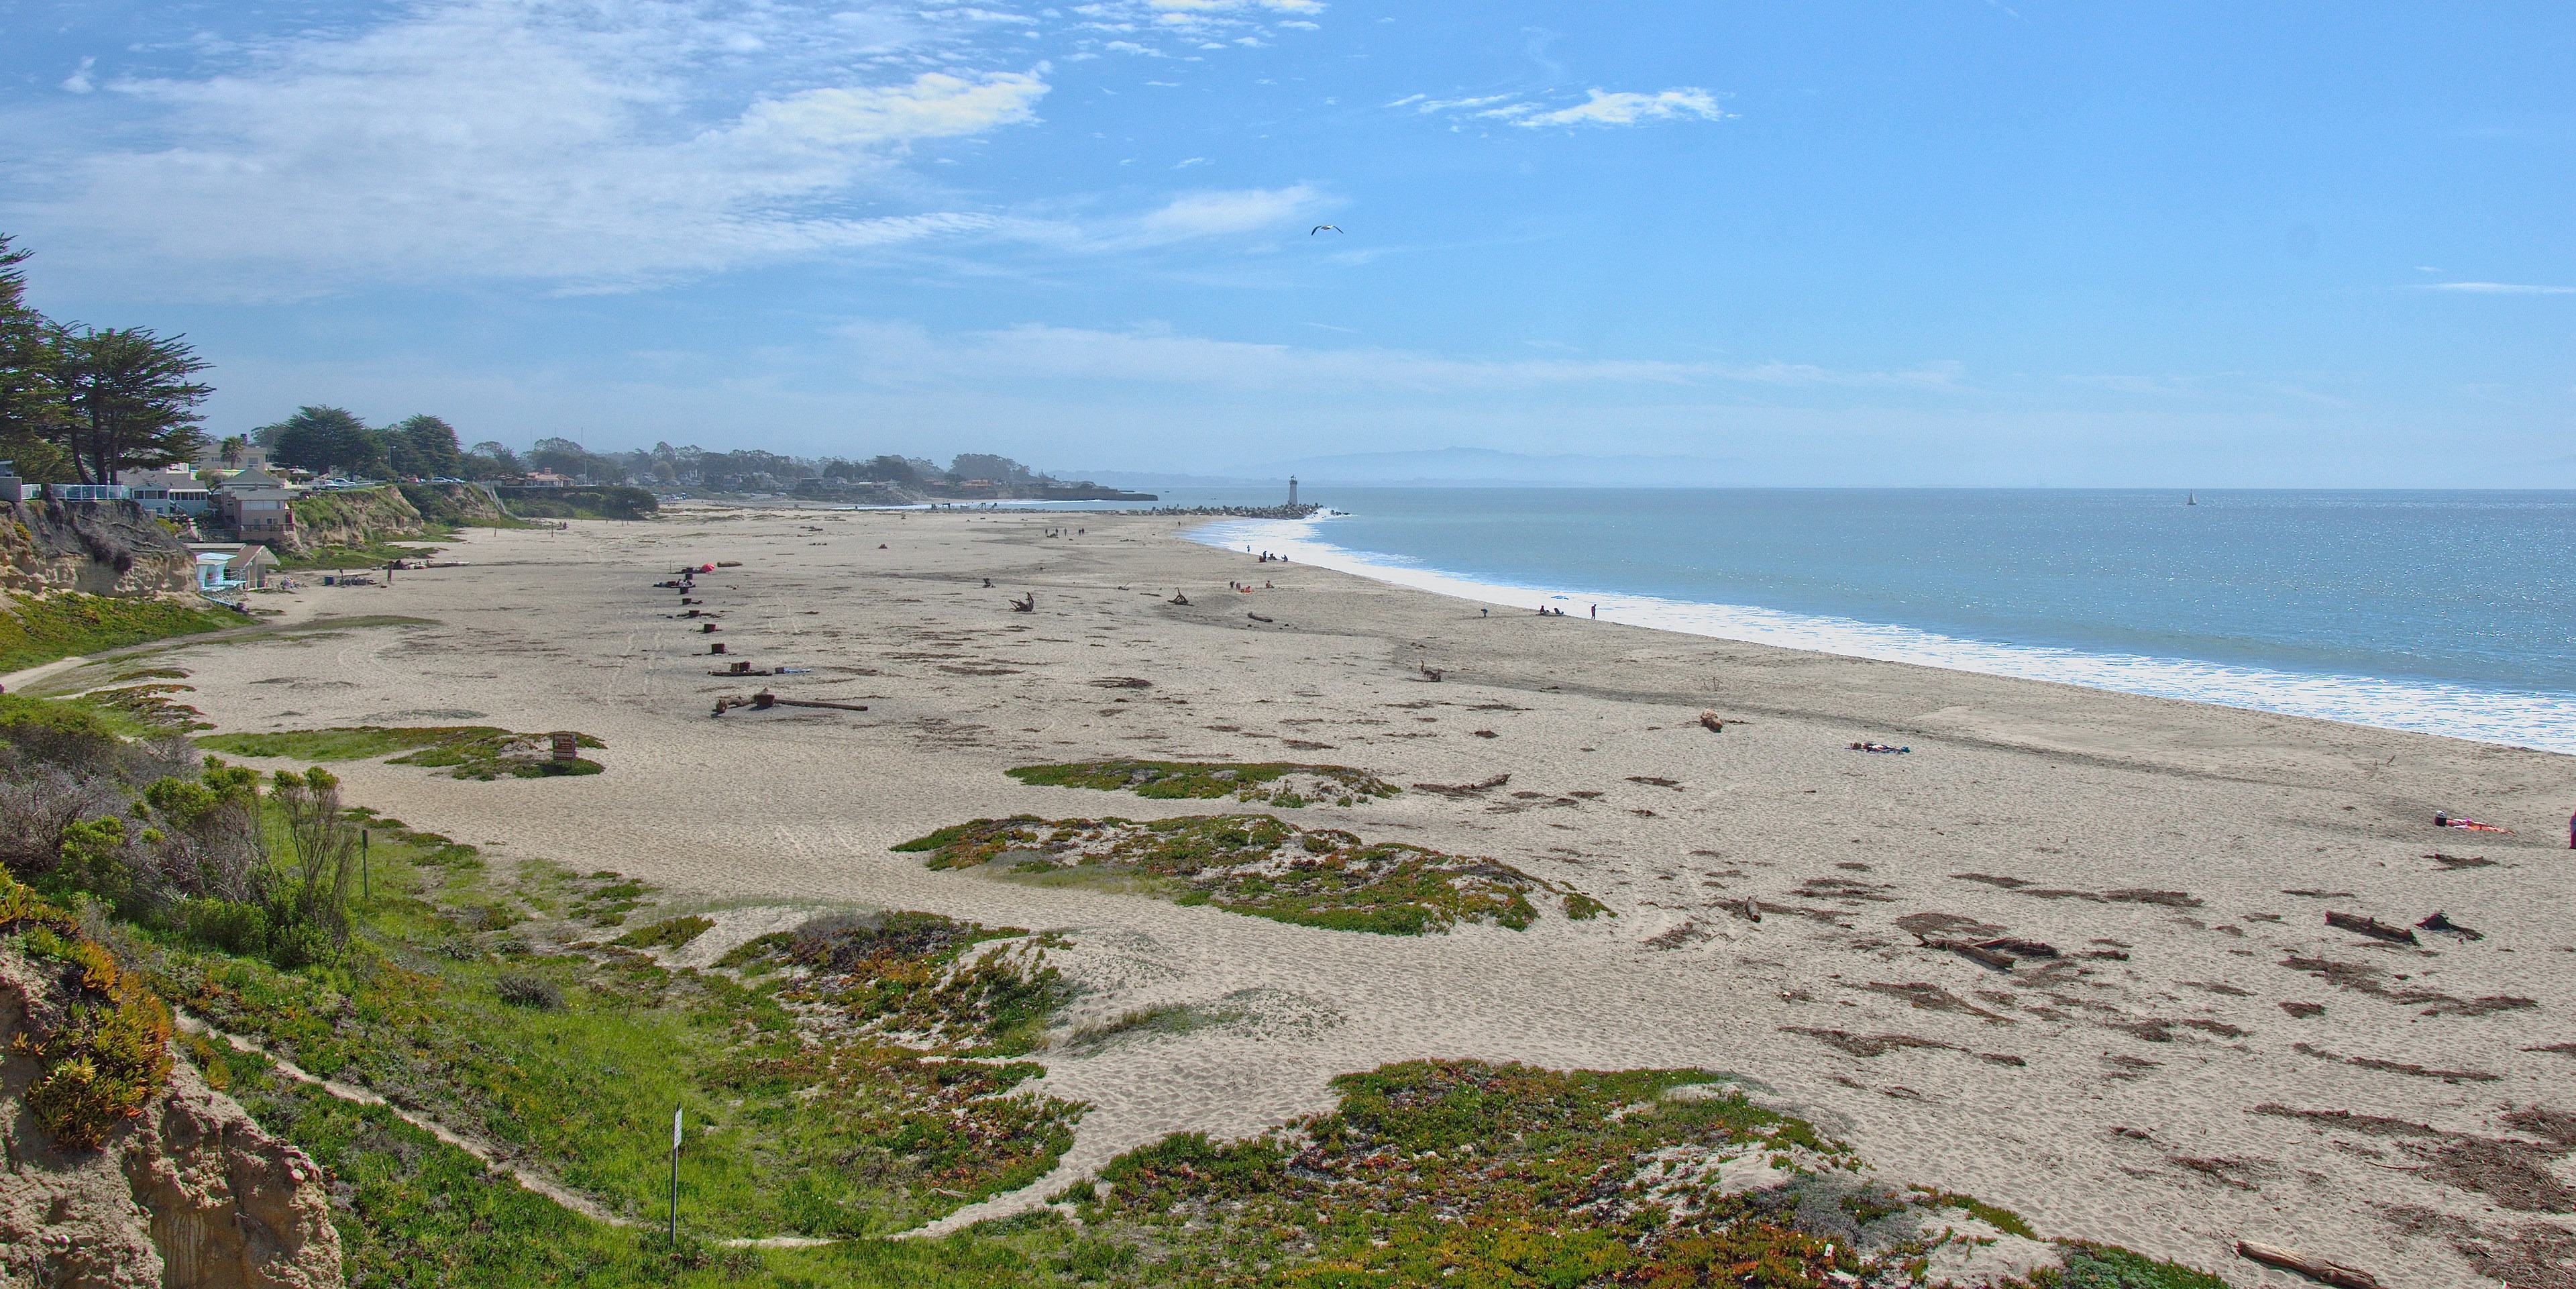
[{"xmin": 1590, "ymin": 605, "xmax": 1597, "ymax": 618}]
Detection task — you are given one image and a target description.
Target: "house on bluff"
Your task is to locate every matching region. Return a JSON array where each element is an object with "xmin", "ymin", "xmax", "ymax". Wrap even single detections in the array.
[{"xmin": 214, "ymin": 466, "xmax": 298, "ymax": 546}]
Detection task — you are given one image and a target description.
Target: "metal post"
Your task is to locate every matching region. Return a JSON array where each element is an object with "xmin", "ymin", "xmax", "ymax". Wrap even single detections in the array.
[
  {"xmin": 668, "ymin": 1106, "xmax": 682, "ymax": 1250},
  {"xmin": 360, "ymin": 829, "xmax": 369, "ymax": 903}
]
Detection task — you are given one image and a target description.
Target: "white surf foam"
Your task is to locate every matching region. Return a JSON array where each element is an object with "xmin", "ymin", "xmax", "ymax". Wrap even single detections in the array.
[{"xmin": 1194, "ymin": 515, "xmax": 2576, "ymax": 755}]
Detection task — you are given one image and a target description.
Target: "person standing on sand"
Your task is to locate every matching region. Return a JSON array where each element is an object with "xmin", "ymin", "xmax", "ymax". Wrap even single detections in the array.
[{"xmin": 1590, "ymin": 605, "xmax": 1597, "ymax": 618}]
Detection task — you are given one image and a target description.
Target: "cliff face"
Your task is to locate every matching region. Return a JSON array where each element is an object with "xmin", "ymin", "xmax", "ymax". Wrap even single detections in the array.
[
  {"xmin": 394, "ymin": 482, "xmax": 509, "ymax": 527},
  {"xmin": 280, "ymin": 486, "xmax": 429, "ymax": 556},
  {"xmin": 0, "ymin": 501, "xmax": 196, "ymax": 597},
  {"xmin": 0, "ymin": 951, "xmax": 344, "ymax": 1289}
]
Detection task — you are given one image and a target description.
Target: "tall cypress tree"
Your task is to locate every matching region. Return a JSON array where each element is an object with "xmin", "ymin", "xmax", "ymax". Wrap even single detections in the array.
[
  {"xmin": 0, "ymin": 235, "xmax": 74, "ymax": 481},
  {"xmin": 50, "ymin": 325, "xmax": 214, "ymax": 484}
]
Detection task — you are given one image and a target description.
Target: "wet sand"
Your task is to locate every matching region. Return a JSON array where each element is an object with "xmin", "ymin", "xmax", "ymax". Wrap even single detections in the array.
[{"xmin": 97, "ymin": 506, "xmax": 2576, "ymax": 1285}]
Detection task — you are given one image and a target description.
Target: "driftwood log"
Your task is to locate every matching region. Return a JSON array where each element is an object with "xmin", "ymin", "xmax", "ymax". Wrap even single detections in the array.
[
  {"xmin": 2325, "ymin": 911, "xmax": 2419, "ymax": 945},
  {"xmin": 712, "ymin": 691, "xmax": 869, "ymax": 716},
  {"xmin": 2235, "ymin": 1239, "xmax": 2380, "ymax": 1288},
  {"xmin": 1917, "ymin": 936, "xmax": 2017, "ymax": 971},
  {"xmin": 1699, "ymin": 711, "xmax": 1725, "ymax": 731},
  {"xmin": 1410, "ymin": 774, "xmax": 1509, "ymax": 798}
]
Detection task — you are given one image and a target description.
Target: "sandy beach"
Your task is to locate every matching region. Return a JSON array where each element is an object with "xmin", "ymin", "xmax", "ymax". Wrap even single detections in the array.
[{"xmin": 88, "ymin": 506, "xmax": 2576, "ymax": 1286}]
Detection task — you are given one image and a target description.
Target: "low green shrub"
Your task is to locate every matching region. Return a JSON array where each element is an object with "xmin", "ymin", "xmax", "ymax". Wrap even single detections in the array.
[
  {"xmin": 611, "ymin": 915, "xmax": 714, "ymax": 950},
  {"xmin": 494, "ymin": 972, "xmax": 563, "ymax": 1010}
]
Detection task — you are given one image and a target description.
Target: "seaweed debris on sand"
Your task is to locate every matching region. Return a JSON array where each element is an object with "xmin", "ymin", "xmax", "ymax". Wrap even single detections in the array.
[{"xmin": 897, "ymin": 813, "xmax": 1606, "ymax": 934}]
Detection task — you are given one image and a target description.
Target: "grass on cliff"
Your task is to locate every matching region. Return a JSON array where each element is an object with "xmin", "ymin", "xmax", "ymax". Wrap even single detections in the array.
[
  {"xmin": 896, "ymin": 813, "xmax": 1606, "ymax": 935},
  {"xmin": 1008, "ymin": 759, "xmax": 1399, "ymax": 808},
  {"xmin": 0, "ymin": 592, "xmax": 240, "ymax": 673},
  {"xmin": 140, "ymin": 821, "xmax": 1084, "ymax": 1254},
  {"xmin": 199, "ymin": 725, "xmax": 606, "ymax": 778},
  {"xmin": 399, "ymin": 482, "xmax": 539, "ymax": 529}
]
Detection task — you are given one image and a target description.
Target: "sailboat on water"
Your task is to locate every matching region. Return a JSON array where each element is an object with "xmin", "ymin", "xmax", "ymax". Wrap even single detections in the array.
[{"xmin": 2186, "ymin": 491, "xmax": 2197, "ymax": 506}]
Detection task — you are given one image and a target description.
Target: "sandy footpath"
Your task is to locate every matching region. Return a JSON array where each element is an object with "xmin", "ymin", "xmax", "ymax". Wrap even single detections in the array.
[{"xmin": 86, "ymin": 506, "xmax": 2576, "ymax": 1286}]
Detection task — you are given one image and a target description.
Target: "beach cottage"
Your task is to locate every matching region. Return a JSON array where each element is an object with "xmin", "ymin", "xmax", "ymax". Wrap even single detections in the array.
[{"xmin": 190, "ymin": 544, "xmax": 279, "ymax": 591}]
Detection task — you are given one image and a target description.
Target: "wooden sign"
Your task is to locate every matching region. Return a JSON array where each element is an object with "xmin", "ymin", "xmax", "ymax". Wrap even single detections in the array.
[{"xmin": 551, "ymin": 733, "xmax": 578, "ymax": 762}]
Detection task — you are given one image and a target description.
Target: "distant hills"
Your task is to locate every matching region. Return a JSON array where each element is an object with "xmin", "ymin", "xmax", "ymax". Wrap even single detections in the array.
[{"xmin": 1070, "ymin": 448, "xmax": 1748, "ymax": 488}]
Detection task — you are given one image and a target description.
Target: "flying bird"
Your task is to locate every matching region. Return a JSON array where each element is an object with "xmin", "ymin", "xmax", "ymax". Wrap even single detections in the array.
[{"xmin": 1310, "ymin": 224, "xmax": 1344, "ymax": 235}]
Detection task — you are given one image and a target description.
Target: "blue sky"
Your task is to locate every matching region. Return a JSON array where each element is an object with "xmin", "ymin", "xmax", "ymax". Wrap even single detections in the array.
[{"xmin": 3, "ymin": 1, "xmax": 2571, "ymax": 484}]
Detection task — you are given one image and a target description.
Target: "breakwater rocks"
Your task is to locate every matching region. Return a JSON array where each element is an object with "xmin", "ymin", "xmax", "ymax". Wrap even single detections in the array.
[{"xmin": 1141, "ymin": 503, "xmax": 1321, "ymax": 519}]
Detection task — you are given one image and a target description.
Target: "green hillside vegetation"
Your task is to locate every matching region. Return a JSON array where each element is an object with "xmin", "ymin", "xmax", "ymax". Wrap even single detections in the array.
[
  {"xmin": 896, "ymin": 813, "xmax": 1605, "ymax": 935},
  {"xmin": 199, "ymin": 725, "xmax": 606, "ymax": 778},
  {"xmin": 0, "ymin": 592, "xmax": 240, "ymax": 672}
]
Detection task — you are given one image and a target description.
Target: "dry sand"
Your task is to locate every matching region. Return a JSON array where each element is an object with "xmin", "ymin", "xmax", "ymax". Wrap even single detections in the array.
[{"xmin": 82, "ymin": 506, "xmax": 2576, "ymax": 1285}]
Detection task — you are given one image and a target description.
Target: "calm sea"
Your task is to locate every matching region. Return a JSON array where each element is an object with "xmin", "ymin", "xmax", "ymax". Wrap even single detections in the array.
[{"xmin": 1176, "ymin": 488, "xmax": 2576, "ymax": 754}]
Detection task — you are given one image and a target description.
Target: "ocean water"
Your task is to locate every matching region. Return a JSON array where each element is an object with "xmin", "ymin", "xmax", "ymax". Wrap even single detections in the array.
[{"xmin": 1185, "ymin": 488, "xmax": 2576, "ymax": 754}]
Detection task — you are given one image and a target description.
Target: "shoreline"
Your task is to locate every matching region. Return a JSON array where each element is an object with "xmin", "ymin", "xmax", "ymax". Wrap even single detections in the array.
[
  {"xmin": 1191, "ymin": 511, "xmax": 2576, "ymax": 755},
  {"xmin": 121, "ymin": 505, "xmax": 2576, "ymax": 1284}
]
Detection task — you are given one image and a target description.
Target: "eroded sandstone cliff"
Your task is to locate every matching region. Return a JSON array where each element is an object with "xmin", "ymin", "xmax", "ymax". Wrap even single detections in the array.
[{"xmin": 1, "ymin": 951, "xmax": 343, "ymax": 1289}]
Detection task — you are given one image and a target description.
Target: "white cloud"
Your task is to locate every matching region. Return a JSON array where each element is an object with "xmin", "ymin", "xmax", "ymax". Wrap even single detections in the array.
[
  {"xmin": 61, "ymin": 58, "xmax": 96, "ymax": 95},
  {"xmin": 5, "ymin": 1, "xmax": 1068, "ymax": 295},
  {"xmin": 733, "ymin": 72, "xmax": 1047, "ymax": 148},
  {"xmin": 1515, "ymin": 87, "xmax": 1727, "ymax": 127},
  {"xmin": 1134, "ymin": 185, "xmax": 1323, "ymax": 239},
  {"xmin": 2418, "ymin": 281, "xmax": 2576, "ymax": 295}
]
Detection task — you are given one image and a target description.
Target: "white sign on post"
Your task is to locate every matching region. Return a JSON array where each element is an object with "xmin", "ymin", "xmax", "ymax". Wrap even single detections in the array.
[{"xmin": 673, "ymin": 1107, "xmax": 684, "ymax": 1149}]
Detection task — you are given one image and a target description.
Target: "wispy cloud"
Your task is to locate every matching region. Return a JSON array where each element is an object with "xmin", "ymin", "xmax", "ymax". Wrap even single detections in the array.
[
  {"xmin": 1517, "ymin": 88, "xmax": 1726, "ymax": 127},
  {"xmin": 834, "ymin": 321, "xmax": 1962, "ymax": 393},
  {"xmin": 2417, "ymin": 281, "xmax": 2576, "ymax": 295},
  {"xmin": 1132, "ymin": 185, "xmax": 1327, "ymax": 240},
  {"xmin": 1396, "ymin": 85, "xmax": 1729, "ymax": 130}
]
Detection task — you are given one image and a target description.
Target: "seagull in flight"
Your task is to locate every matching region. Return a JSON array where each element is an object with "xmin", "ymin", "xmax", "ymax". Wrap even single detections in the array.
[{"xmin": 1310, "ymin": 224, "xmax": 1344, "ymax": 235}]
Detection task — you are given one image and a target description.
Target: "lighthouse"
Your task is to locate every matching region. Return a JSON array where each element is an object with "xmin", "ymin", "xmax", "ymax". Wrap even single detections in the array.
[{"xmin": 1288, "ymin": 475, "xmax": 1299, "ymax": 507}]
